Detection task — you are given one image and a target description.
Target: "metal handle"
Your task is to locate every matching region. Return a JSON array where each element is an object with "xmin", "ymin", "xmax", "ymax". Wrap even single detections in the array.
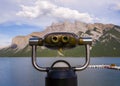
[
  {"xmin": 31, "ymin": 45, "xmax": 48, "ymax": 72},
  {"xmin": 74, "ymin": 44, "xmax": 90, "ymax": 71}
]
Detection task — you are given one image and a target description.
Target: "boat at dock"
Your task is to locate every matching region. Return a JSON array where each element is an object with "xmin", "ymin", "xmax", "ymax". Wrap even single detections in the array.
[{"xmin": 88, "ymin": 64, "xmax": 120, "ymax": 70}]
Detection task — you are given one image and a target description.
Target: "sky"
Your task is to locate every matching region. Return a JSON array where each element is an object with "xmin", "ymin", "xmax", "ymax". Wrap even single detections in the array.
[{"xmin": 0, "ymin": 0, "xmax": 120, "ymax": 48}]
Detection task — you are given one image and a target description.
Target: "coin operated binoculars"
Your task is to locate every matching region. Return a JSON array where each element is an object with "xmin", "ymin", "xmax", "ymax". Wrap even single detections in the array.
[{"xmin": 29, "ymin": 32, "xmax": 92, "ymax": 86}]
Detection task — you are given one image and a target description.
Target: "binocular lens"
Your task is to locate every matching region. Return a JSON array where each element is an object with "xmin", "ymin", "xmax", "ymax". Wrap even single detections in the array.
[
  {"xmin": 51, "ymin": 36, "xmax": 59, "ymax": 43},
  {"xmin": 62, "ymin": 36, "xmax": 69, "ymax": 43}
]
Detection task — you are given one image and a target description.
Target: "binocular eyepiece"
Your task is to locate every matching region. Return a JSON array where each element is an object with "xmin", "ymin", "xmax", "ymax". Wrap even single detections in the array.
[
  {"xmin": 51, "ymin": 35, "xmax": 69, "ymax": 43},
  {"xmin": 51, "ymin": 36, "xmax": 59, "ymax": 43},
  {"xmin": 61, "ymin": 35, "xmax": 69, "ymax": 43}
]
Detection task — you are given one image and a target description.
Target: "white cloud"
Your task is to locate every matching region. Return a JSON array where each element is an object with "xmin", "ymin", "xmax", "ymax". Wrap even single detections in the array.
[
  {"xmin": 53, "ymin": 0, "xmax": 76, "ymax": 4},
  {"xmin": 0, "ymin": 0, "xmax": 37, "ymax": 24},
  {"xmin": 0, "ymin": 0, "xmax": 119, "ymax": 26},
  {"xmin": 17, "ymin": 0, "xmax": 94, "ymax": 23}
]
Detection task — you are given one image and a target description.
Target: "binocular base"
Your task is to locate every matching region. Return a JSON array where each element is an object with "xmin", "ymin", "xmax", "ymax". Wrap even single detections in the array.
[{"xmin": 46, "ymin": 68, "xmax": 77, "ymax": 86}]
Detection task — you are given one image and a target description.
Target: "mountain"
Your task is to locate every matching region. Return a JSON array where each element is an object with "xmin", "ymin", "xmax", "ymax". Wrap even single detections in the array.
[
  {"xmin": 91, "ymin": 25, "xmax": 120, "ymax": 57},
  {"xmin": 0, "ymin": 21, "xmax": 120, "ymax": 57}
]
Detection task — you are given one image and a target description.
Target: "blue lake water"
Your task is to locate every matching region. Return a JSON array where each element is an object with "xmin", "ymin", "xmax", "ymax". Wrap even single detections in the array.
[{"xmin": 0, "ymin": 57, "xmax": 120, "ymax": 86}]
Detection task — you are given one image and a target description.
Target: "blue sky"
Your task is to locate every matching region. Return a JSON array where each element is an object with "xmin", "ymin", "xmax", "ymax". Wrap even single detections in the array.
[{"xmin": 0, "ymin": 0, "xmax": 120, "ymax": 48}]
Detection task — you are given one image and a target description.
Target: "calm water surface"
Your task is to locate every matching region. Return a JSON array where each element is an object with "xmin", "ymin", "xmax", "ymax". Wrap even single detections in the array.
[{"xmin": 0, "ymin": 57, "xmax": 120, "ymax": 86}]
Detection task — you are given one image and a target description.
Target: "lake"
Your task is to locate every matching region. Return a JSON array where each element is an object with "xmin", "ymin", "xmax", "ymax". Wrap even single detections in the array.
[{"xmin": 0, "ymin": 57, "xmax": 120, "ymax": 86}]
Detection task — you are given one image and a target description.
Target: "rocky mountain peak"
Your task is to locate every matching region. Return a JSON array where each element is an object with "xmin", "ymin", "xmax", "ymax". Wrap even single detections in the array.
[
  {"xmin": 0, "ymin": 21, "xmax": 120, "ymax": 57},
  {"xmin": 30, "ymin": 32, "xmax": 44, "ymax": 37},
  {"xmin": 45, "ymin": 21, "xmax": 88, "ymax": 33},
  {"xmin": 11, "ymin": 36, "xmax": 29, "ymax": 49},
  {"xmin": 10, "ymin": 21, "xmax": 117, "ymax": 50}
]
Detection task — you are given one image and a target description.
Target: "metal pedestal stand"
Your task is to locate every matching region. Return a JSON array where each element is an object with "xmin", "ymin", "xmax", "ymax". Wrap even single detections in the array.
[{"xmin": 29, "ymin": 32, "xmax": 92, "ymax": 86}]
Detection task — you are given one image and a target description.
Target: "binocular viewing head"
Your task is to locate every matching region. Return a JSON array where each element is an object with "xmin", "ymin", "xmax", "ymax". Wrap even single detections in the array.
[{"xmin": 29, "ymin": 32, "xmax": 92, "ymax": 50}]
